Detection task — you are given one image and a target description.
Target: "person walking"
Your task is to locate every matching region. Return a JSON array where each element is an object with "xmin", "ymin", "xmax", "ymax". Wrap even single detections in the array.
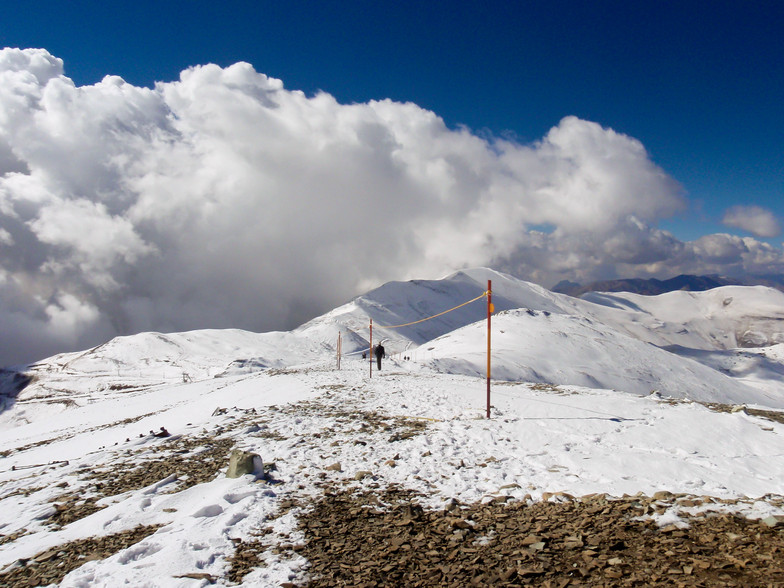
[{"xmin": 375, "ymin": 343, "xmax": 385, "ymax": 371}]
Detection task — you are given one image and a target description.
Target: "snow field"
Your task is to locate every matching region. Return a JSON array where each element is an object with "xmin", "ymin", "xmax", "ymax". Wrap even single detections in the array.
[
  {"xmin": 1, "ymin": 358, "xmax": 784, "ymax": 585},
  {"xmin": 3, "ymin": 268, "xmax": 784, "ymax": 584}
]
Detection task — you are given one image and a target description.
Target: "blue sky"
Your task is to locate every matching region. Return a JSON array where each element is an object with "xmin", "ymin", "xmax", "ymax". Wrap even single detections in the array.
[{"xmin": 3, "ymin": 1, "xmax": 782, "ymax": 242}]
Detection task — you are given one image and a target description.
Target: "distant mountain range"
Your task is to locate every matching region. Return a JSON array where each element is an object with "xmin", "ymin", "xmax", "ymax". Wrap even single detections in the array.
[{"xmin": 552, "ymin": 274, "xmax": 784, "ymax": 297}]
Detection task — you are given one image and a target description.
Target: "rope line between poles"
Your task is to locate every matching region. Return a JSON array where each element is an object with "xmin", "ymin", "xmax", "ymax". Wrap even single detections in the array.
[{"xmin": 373, "ymin": 291, "xmax": 489, "ymax": 330}]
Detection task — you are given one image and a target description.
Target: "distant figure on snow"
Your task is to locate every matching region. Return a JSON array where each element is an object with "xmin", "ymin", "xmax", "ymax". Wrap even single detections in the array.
[{"xmin": 375, "ymin": 343, "xmax": 385, "ymax": 371}]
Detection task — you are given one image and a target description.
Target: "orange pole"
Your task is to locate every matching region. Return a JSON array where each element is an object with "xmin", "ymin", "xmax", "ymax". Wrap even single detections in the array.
[
  {"xmin": 369, "ymin": 318, "xmax": 373, "ymax": 379},
  {"xmin": 487, "ymin": 279, "xmax": 492, "ymax": 418}
]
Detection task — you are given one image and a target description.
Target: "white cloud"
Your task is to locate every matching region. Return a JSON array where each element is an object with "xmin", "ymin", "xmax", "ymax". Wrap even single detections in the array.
[
  {"xmin": 1, "ymin": 48, "xmax": 783, "ymax": 365},
  {"xmin": 722, "ymin": 205, "xmax": 781, "ymax": 238}
]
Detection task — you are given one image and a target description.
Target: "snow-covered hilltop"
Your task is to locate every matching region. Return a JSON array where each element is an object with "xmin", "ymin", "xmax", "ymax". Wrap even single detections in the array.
[
  {"xmin": 3, "ymin": 268, "xmax": 784, "ymax": 585},
  {"xmin": 5, "ymin": 267, "xmax": 784, "ymax": 422}
]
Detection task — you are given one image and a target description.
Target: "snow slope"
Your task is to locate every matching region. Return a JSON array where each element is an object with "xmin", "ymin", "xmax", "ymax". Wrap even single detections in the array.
[
  {"xmin": 425, "ymin": 308, "xmax": 781, "ymax": 407},
  {"xmin": 299, "ymin": 267, "xmax": 784, "ymax": 358},
  {"xmin": 1, "ymin": 359, "xmax": 784, "ymax": 586},
  {"xmin": 579, "ymin": 286, "xmax": 784, "ymax": 350},
  {"xmin": 294, "ymin": 268, "xmax": 551, "ymax": 354},
  {"xmin": 3, "ymin": 268, "xmax": 784, "ymax": 584},
  {"xmin": 301, "ymin": 267, "xmax": 784, "ymax": 406},
  {"xmin": 6, "ymin": 267, "xmax": 784, "ymax": 429},
  {"xmin": 1, "ymin": 329, "xmax": 329, "ymax": 427}
]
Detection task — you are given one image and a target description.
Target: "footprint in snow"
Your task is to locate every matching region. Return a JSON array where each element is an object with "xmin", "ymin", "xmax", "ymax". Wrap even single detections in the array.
[
  {"xmin": 225, "ymin": 512, "xmax": 248, "ymax": 526},
  {"xmin": 224, "ymin": 490, "xmax": 257, "ymax": 504},
  {"xmin": 192, "ymin": 504, "xmax": 224, "ymax": 518}
]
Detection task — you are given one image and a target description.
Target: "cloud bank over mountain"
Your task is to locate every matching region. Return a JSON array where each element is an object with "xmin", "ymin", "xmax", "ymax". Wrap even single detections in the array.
[{"xmin": 1, "ymin": 48, "xmax": 783, "ymax": 365}]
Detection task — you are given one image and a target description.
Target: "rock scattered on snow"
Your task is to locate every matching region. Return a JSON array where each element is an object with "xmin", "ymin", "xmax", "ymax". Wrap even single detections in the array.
[{"xmin": 226, "ymin": 449, "xmax": 263, "ymax": 478}]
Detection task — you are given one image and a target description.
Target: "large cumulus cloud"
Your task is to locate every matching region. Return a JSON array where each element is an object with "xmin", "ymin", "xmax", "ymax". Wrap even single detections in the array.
[{"xmin": 2, "ymin": 48, "xmax": 783, "ymax": 366}]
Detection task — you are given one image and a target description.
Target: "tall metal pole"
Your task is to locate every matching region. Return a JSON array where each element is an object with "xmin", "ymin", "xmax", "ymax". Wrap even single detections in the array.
[
  {"xmin": 369, "ymin": 318, "xmax": 373, "ymax": 379},
  {"xmin": 487, "ymin": 280, "xmax": 492, "ymax": 419}
]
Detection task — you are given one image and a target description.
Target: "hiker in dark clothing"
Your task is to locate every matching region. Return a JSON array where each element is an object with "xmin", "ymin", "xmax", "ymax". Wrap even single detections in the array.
[{"xmin": 375, "ymin": 343, "xmax": 385, "ymax": 371}]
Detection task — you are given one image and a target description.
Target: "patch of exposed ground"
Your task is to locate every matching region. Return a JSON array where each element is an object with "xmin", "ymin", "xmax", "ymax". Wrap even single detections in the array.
[
  {"xmin": 290, "ymin": 487, "xmax": 784, "ymax": 587},
  {"xmin": 745, "ymin": 408, "xmax": 784, "ymax": 425},
  {"xmin": 3, "ymin": 434, "xmax": 73, "ymax": 458},
  {"xmin": 701, "ymin": 402, "xmax": 784, "ymax": 425},
  {"xmin": 0, "ymin": 530, "xmax": 28, "ymax": 548},
  {"xmin": 225, "ymin": 497, "xmax": 303, "ymax": 584},
  {"xmin": 0, "ymin": 524, "xmax": 161, "ymax": 587},
  {"xmin": 270, "ymin": 392, "xmax": 430, "ymax": 443},
  {"xmin": 648, "ymin": 398, "xmax": 784, "ymax": 428},
  {"xmin": 210, "ymin": 390, "xmax": 430, "ymax": 446},
  {"xmin": 46, "ymin": 493, "xmax": 107, "ymax": 529},
  {"xmin": 226, "ymin": 529, "xmax": 275, "ymax": 583},
  {"xmin": 84, "ymin": 435, "xmax": 235, "ymax": 497},
  {"xmin": 34, "ymin": 435, "xmax": 236, "ymax": 529},
  {"xmin": 0, "ymin": 485, "xmax": 47, "ymax": 501}
]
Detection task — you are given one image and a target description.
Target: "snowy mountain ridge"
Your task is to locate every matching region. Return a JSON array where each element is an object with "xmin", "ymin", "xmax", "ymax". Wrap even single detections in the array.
[
  {"xmin": 5, "ymin": 267, "xmax": 784, "ymax": 425},
  {"xmin": 3, "ymin": 268, "xmax": 784, "ymax": 585}
]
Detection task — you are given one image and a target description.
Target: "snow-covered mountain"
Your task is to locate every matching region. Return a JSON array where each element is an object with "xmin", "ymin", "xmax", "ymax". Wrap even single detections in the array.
[
  {"xmin": 300, "ymin": 266, "xmax": 784, "ymax": 357},
  {"xmin": 294, "ymin": 267, "xmax": 561, "ymax": 352},
  {"xmin": 298, "ymin": 267, "xmax": 784, "ymax": 407},
  {"xmin": 579, "ymin": 286, "xmax": 784, "ymax": 350},
  {"xmin": 423, "ymin": 308, "xmax": 776, "ymax": 406},
  {"xmin": 3, "ymin": 268, "xmax": 784, "ymax": 585},
  {"xmin": 5, "ymin": 267, "xmax": 784, "ymax": 424}
]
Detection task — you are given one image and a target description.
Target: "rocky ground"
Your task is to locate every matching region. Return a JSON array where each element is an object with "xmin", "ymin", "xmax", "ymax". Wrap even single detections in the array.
[
  {"xmin": 291, "ymin": 487, "xmax": 784, "ymax": 587},
  {"xmin": 0, "ymin": 525, "xmax": 161, "ymax": 587},
  {"xmin": 7, "ymin": 485, "xmax": 784, "ymax": 587}
]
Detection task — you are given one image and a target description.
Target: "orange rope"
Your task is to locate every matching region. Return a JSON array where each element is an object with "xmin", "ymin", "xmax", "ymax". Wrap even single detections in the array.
[{"xmin": 375, "ymin": 291, "xmax": 488, "ymax": 329}]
